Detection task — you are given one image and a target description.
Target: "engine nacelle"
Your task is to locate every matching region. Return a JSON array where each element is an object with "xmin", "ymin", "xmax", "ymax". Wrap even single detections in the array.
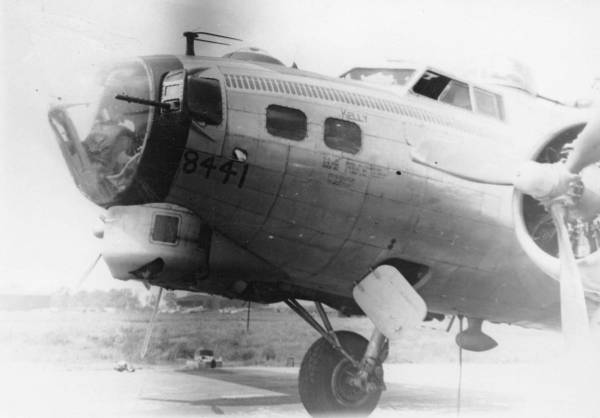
[
  {"xmin": 513, "ymin": 123, "xmax": 600, "ymax": 294},
  {"xmin": 99, "ymin": 203, "xmax": 211, "ymax": 287}
]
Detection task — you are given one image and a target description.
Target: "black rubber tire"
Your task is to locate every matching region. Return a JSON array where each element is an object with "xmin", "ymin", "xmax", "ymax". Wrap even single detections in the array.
[{"xmin": 298, "ymin": 331, "xmax": 382, "ymax": 416}]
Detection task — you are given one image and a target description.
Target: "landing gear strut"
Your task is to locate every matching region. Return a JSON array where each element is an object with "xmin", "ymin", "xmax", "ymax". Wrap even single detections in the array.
[{"xmin": 285, "ymin": 299, "xmax": 388, "ymax": 416}]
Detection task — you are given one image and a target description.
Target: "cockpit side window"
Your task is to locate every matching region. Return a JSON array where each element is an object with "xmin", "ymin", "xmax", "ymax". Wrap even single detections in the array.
[
  {"xmin": 412, "ymin": 71, "xmax": 451, "ymax": 100},
  {"xmin": 340, "ymin": 68, "xmax": 415, "ymax": 87},
  {"xmin": 412, "ymin": 71, "xmax": 471, "ymax": 111},
  {"xmin": 187, "ymin": 76, "xmax": 223, "ymax": 125},
  {"xmin": 438, "ymin": 80, "xmax": 471, "ymax": 110},
  {"xmin": 473, "ymin": 87, "xmax": 504, "ymax": 120}
]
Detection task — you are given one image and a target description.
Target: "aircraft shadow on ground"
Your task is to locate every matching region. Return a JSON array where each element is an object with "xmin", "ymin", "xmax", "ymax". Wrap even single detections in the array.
[
  {"xmin": 140, "ymin": 367, "xmax": 516, "ymax": 413},
  {"xmin": 141, "ymin": 368, "xmax": 299, "ymax": 408}
]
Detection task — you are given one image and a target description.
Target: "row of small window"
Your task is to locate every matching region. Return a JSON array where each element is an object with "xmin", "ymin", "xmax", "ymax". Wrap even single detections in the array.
[{"xmin": 266, "ymin": 105, "xmax": 361, "ymax": 154}]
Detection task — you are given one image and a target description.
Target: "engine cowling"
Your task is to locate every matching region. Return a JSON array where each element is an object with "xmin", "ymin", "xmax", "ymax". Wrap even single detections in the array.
[{"xmin": 513, "ymin": 123, "xmax": 600, "ymax": 294}]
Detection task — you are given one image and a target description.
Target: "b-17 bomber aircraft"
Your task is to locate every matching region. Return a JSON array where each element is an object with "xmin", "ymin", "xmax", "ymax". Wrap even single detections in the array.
[{"xmin": 48, "ymin": 31, "xmax": 600, "ymax": 416}]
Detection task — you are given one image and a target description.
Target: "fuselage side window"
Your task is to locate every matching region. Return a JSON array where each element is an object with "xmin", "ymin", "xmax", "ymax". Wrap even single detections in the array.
[
  {"xmin": 187, "ymin": 76, "xmax": 223, "ymax": 125},
  {"xmin": 151, "ymin": 214, "xmax": 180, "ymax": 245},
  {"xmin": 266, "ymin": 105, "xmax": 307, "ymax": 141},
  {"xmin": 324, "ymin": 118, "xmax": 361, "ymax": 154},
  {"xmin": 474, "ymin": 88, "xmax": 504, "ymax": 120}
]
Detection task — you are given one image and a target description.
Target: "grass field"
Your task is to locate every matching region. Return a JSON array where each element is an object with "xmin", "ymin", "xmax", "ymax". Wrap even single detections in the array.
[{"xmin": 0, "ymin": 307, "xmax": 565, "ymax": 367}]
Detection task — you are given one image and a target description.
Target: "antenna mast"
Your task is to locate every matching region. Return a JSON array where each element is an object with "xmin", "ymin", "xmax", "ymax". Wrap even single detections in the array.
[{"xmin": 182, "ymin": 31, "xmax": 243, "ymax": 56}]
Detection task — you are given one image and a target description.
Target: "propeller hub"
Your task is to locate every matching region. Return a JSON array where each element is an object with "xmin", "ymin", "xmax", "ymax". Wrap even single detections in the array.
[
  {"xmin": 574, "ymin": 165, "xmax": 600, "ymax": 221},
  {"xmin": 514, "ymin": 161, "xmax": 579, "ymax": 202}
]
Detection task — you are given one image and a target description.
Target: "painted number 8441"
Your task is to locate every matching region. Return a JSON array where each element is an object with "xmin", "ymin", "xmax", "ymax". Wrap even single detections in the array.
[{"xmin": 182, "ymin": 149, "xmax": 249, "ymax": 188}]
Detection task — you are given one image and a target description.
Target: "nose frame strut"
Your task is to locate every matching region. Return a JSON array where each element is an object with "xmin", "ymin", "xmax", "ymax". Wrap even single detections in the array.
[
  {"xmin": 284, "ymin": 298, "xmax": 389, "ymax": 393},
  {"xmin": 284, "ymin": 299, "xmax": 360, "ymax": 367}
]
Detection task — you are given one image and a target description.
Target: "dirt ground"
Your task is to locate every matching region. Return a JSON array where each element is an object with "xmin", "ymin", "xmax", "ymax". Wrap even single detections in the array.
[
  {"xmin": 1, "ymin": 361, "xmax": 598, "ymax": 418},
  {"xmin": 1, "ymin": 309, "xmax": 599, "ymax": 417}
]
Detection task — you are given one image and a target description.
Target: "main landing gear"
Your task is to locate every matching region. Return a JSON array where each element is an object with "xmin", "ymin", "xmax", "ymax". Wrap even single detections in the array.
[{"xmin": 284, "ymin": 299, "xmax": 389, "ymax": 416}]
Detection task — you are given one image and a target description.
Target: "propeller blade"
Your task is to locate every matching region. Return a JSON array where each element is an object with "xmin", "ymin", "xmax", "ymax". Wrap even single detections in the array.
[
  {"xmin": 565, "ymin": 110, "xmax": 600, "ymax": 174},
  {"xmin": 140, "ymin": 287, "xmax": 163, "ymax": 359},
  {"xmin": 408, "ymin": 111, "xmax": 600, "ymax": 352},
  {"xmin": 74, "ymin": 254, "xmax": 102, "ymax": 289},
  {"xmin": 549, "ymin": 203, "xmax": 591, "ymax": 350}
]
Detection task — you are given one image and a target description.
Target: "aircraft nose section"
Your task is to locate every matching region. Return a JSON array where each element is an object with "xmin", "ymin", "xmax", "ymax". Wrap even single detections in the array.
[
  {"xmin": 47, "ymin": 60, "xmax": 153, "ymax": 206},
  {"xmin": 48, "ymin": 56, "xmax": 190, "ymax": 207}
]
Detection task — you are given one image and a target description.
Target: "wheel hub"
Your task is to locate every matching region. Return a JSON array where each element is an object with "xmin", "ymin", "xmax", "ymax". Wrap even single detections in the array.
[{"xmin": 331, "ymin": 359, "xmax": 369, "ymax": 407}]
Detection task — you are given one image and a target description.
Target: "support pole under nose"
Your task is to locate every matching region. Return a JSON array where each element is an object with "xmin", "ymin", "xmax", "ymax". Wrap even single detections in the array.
[{"xmin": 141, "ymin": 287, "xmax": 163, "ymax": 359}]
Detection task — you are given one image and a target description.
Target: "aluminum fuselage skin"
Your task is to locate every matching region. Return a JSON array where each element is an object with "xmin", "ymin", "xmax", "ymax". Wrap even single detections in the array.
[{"xmin": 158, "ymin": 55, "xmax": 573, "ymax": 327}]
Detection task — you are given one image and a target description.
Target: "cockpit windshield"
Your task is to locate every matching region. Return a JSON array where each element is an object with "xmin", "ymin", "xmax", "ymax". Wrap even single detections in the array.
[
  {"xmin": 48, "ymin": 60, "xmax": 152, "ymax": 204},
  {"xmin": 340, "ymin": 68, "xmax": 415, "ymax": 88}
]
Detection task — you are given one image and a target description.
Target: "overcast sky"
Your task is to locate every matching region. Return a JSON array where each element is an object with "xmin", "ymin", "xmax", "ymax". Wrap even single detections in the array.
[{"xmin": 2, "ymin": 0, "xmax": 600, "ymax": 293}]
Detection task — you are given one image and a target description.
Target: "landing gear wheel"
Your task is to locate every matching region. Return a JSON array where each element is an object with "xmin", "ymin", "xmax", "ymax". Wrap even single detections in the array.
[{"xmin": 299, "ymin": 331, "xmax": 383, "ymax": 416}]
